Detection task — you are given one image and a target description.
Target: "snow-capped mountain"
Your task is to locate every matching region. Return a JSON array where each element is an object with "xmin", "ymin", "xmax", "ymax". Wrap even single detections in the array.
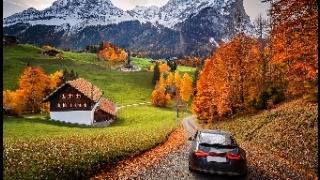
[
  {"xmin": 129, "ymin": 0, "xmax": 237, "ymax": 29},
  {"xmin": 4, "ymin": 0, "xmax": 134, "ymax": 28},
  {"xmin": 3, "ymin": 0, "xmax": 252, "ymax": 58}
]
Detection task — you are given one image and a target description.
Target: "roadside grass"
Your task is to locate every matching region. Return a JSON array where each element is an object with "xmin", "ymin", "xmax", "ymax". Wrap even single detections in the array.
[
  {"xmin": 3, "ymin": 44, "xmax": 153, "ymax": 105},
  {"xmin": 3, "ymin": 105, "xmax": 180, "ymax": 179},
  {"xmin": 208, "ymin": 99, "xmax": 318, "ymax": 174}
]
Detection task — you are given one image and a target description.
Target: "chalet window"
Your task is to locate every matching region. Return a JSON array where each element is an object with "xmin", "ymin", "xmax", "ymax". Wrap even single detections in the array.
[
  {"xmin": 78, "ymin": 103, "xmax": 82, "ymax": 107},
  {"xmin": 68, "ymin": 94, "xmax": 73, "ymax": 98},
  {"xmin": 84, "ymin": 103, "xmax": 87, "ymax": 108},
  {"xmin": 74, "ymin": 103, "xmax": 77, "ymax": 108},
  {"xmin": 57, "ymin": 103, "xmax": 61, "ymax": 108},
  {"xmin": 70, "ymin": 103, "xmax": 73, "ymax": 107},
  {"xmin": 62, "ymin": 103, "xmax": 67, "ymax": 108},
  {"xmin": 62, "ymin": 94, "xmax": 66, "ymax": 99},
  {"xmin": 76, "ymin": 94, "xmax": 81, "ymax": 99}
]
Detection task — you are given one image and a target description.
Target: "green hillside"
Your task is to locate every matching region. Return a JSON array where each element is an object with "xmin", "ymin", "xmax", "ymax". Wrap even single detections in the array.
[{"xmin": 3, "ymin": 44, "xmax": 154, "ymax": 105}]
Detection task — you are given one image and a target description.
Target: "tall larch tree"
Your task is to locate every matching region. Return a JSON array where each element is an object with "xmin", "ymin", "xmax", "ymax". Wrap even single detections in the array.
[
  {"xmin": 192, "ymin": 59, "xmax": 217, "ymax": 122},
  {"xmin": 269, "ymin": 0, "xmax": 318, "ymax": 97},
  {"xmin": 174, "ymin": 72, "xmax": 181, "ymax": 91},
  {"xmin": 151, "ymin": 74, "xmax": 170, "ymax": 107},
  {"xmin": 180, "ymin": 73, "xmax": 193, "ymax": 102},
  {"xmin": 152, "ymin": 62, "xmax": 160, "ymax": 85}
]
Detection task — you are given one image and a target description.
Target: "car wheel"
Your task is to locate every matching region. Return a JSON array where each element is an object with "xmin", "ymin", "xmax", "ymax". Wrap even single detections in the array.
[
  {"xmin": 239, "ymin": 169, "xmax": 248, "ymax": 178},
  {"xmin": 188, "ymin": 166, "xmax": 194, "ymax": 172}
]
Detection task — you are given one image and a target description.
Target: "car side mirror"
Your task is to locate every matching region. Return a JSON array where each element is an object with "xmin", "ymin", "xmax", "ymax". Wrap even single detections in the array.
[{"xmin": 188, "ymin": 137, "xmax": 194, "ymax": 141}]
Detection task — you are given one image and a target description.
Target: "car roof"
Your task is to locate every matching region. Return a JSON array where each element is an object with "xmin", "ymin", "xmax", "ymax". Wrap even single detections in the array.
[{"xmin": 198, "ymin": 129, "xmax": 233, "ymax": 137}]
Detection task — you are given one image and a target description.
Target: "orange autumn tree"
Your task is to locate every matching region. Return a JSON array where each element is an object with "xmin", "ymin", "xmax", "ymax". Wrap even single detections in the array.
[
  {"xmin": 18, "ymin": 66, "xmax": 52, "ymax": 113},
  {"xmin": 151, "ymin": 71, "xmax": 193, "ymax": 107},
  {"xmin": 3, "ymin": 66, "xmax": 63, "ymax": 115},
  {"xmin": 151, "ymin": 74, "xmax": 170, "ymax": 107},
  {"xmin": 269, "ymin": 0, "xmax": 318, "ymax": 97},
  {"xmin": 49, "ymin": 70, "xmax": 64, "ymax": 90},
  {"xmin": 159, "ymin": 62, "xmax": 170, "ymax": 74},
  {"xmin": 180, "ymin": 73, "xmax": 193, "ymax": 102},
  {"xmin": 3, "ymin": 90, "xmax": 26, "ymax": 115},
  {"xmin": 192, "ymin": 60, "xmax": 215, "ymax": 122},
  {"xmin": 192, "ymin": 35, "xmax": 261, "ymax": 121},
  {"xmin": 98, "ymin": 42, "xmax": 128, "ymax": 62},
  {"xmin": 174, "ymin": 71, "xmax": 181, "ymax": 91},
  {"xmin": 166, "ymin": 72, "xmax": 175, "ymax": 87}
]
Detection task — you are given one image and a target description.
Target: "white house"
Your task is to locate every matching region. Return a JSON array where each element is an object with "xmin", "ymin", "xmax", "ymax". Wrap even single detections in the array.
[{"xmin": 43, "ymin": 78, "xmax": 116, "ymax": 126}]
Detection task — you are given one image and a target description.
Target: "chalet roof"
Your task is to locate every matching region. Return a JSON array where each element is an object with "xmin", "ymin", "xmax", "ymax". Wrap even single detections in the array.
[
  {"xmin": 68, "ymin": 78, "xmax": 102, "ymax": 102},
  {"xmin": 97, "ymin": 98, "xmax": 117, "ymax": 116},
  {"xmin": 43, "ymin": 78, "xmax": 102, "ymax": 102}
]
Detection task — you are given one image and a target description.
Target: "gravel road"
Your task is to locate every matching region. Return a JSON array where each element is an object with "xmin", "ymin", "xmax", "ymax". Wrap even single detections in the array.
[{"xmin": 128, "ymin": 117, "xmax": 247, "ymax": 180}]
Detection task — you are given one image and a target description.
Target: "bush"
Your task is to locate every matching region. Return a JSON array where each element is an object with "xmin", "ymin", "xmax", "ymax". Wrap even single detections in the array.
[
  {"xmin": 251, "ymin": 85, "xmax": 285, "ymax": 110},
  {"xmin": 41, "ymin": 45, "xmax": 61, "ymax": 57},
  {"xmin": 303, "ymin": 79, "xmax": 318, "ymax": 102}
]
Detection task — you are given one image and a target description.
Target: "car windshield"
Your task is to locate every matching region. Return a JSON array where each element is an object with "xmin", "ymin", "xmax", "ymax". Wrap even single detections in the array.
[{"xmin": 199, "ymin": 132, "xmax": 235, "ymax": 147}]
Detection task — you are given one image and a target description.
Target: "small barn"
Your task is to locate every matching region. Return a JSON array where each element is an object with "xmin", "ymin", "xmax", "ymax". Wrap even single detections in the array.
[{"xmin": 43, "ymin": 78, "xmax": 117, "ymax": 126}]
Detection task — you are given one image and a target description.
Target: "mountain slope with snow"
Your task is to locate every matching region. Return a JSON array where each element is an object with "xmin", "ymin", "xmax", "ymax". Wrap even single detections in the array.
[
  {"xmin": 4, "ymin": 0, "xmax": 134, "ymax": 28},
  {"xmin": 3, "ymin": 0, "xmax": 252, "ymax": 58}
]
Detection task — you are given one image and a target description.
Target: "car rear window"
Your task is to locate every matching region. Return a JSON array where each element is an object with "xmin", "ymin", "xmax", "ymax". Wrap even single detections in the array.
[{"xmin": 199, "ymin": 132, "xmax": 233, "ymax": 146}]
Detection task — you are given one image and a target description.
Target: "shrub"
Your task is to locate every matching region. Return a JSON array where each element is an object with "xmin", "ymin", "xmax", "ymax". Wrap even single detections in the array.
[{"xmin": 251, "ymin": 85, "xmax": 285, "ymax": 110}]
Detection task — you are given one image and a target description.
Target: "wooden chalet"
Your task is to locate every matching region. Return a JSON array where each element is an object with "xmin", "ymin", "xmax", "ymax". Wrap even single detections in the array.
[{"xmin": 43, "ymin": 78, "xmax": 117, "ymax": 126}]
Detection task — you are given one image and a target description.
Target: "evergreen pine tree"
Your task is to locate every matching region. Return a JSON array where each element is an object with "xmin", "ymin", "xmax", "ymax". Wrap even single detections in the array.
[{"xmin": 152, "ymin": 63, "xmax": 160, "ymax": 85}]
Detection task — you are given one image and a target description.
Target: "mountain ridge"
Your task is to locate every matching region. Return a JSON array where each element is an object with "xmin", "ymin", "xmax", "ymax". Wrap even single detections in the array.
[{"xmin": 3, "ymin": 0, "xmax": 252, "ymax": 58}]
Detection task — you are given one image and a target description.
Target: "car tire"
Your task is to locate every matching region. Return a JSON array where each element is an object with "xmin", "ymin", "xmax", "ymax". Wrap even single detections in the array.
[
  {"xmin": 239, "ymin": 170, "xmax": 248, "ymax": 178},
  {"xmin": 188, "ymin": 166, "xmax": 194, "ymax": 172}
]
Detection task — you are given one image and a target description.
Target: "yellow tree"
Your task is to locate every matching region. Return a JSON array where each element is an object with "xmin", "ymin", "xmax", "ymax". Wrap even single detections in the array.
[
  {"xmin": 159, "ymin": 63, "xmax": 170, "ymax": 73},
  {"xmin": 18, "ymin": 66, "xmax": 51, "ymax": 114},
  {"xmin": 3, "ymin": 89, "xmax": 27, "ymax": 115},
  {"xmin": 180, "ymin": 73, "xmax": 193, "ymax": 102},
  {"xmin": 151, "ymin": 75, "xmax": 170, "ymax": 107},
  {"xmin": 166, "ymin": 72, "xmax": 175, "ymax": 87},
  {"xmin": 174, "ymin": 71, "xmax": 181, "ymax": 91},
  {"xmin": 48, "ymin": 70, "xmax": 63, "ymax": 90},
  {"xmin": 98, "ymin": 42, "xmax": 127, "ymax": 62},
  {"xmin": 3, "ymin": 67, "xmax": 64, "ymax": 115},
  {"xmin": 192, "ymin": 60, "xmax": 216, "ymax": 122}
]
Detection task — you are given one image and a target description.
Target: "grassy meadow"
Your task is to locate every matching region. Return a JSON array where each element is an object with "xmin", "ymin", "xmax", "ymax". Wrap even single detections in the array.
[{"xmin": 4, "ymin": 106, "xmax": 180, "ymax": 179}]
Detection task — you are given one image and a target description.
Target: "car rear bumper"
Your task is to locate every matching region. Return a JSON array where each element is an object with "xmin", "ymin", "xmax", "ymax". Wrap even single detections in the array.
[
  {"xmin": 189, "ymin": 157, "xmax": 247, "ymax": 176},
  {"xmin": 190, "ymin": 166, "xmax": 243, "ymax": 176}
]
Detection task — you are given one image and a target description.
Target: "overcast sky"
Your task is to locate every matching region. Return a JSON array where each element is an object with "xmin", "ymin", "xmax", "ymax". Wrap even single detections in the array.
[{"xmin": 3, "ymin": 0, "xmax": 270, "ymax": 21}]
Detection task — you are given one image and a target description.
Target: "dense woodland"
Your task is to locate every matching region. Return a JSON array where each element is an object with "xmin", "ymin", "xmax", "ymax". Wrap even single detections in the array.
[{"xmin": 192, "ymin": 0, "xmax": 318, "ymax": 122}]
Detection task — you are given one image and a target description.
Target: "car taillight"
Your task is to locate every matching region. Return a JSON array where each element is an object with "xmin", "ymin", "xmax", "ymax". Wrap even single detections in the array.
[
  {"xmin": 194, "ymin": 150, "xmax": 209, "ymax": 157},
  {"xmin": 226, "ymin": 152, "xmax": 241, "ymax": 160}
]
